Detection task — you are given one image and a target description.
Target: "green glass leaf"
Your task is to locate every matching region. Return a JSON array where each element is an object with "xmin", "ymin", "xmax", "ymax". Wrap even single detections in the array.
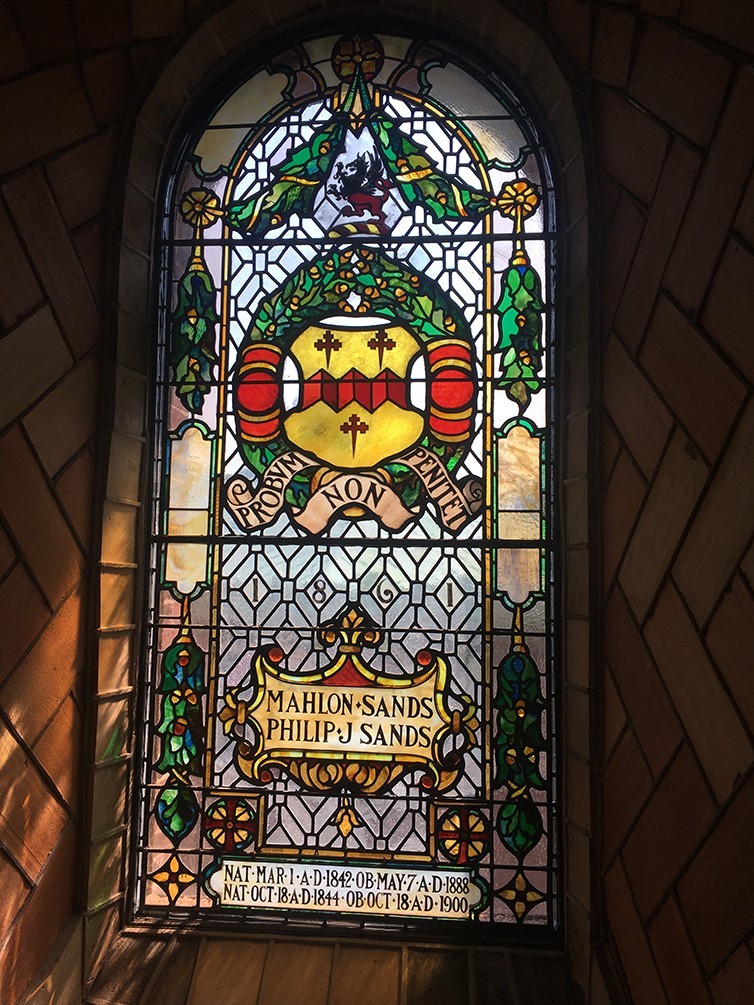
[
  {"xmin": 155, "ymin": 782, "xmax": 199, "ymax": 844},
  {"xmin": 170, "ymin": 267, "xmax": 218, "ymax": 413},
  {"xmin": 495, "ymin": 261, "xmax": 544, "ymax": 408},
  {"xmin": 496, "ymin": 797, "xmax": 543, "ymax": 860},
  {"xmin": 155, "ymin": 629, "xmax": 205, "ymax": 775}
]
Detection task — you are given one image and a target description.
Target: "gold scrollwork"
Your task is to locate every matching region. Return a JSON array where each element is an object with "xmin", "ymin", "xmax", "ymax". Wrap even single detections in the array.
[{"xmin": 219, "ymin": 604, "xmax": 478, "ymax": 795}]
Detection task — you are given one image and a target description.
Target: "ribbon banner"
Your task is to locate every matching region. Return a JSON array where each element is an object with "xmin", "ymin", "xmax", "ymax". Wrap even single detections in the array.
[
  {"xmin": 401, "ymin": 446, "xmax": 482, "ymax": 532},
  {"xmin": 226, "ymin": 446, "xmax": 482, "ymax": 534}
]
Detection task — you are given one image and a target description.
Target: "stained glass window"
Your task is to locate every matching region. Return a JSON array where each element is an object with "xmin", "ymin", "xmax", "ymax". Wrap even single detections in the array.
[{"xmin": 137, "ymin": 32, "xmax": 557, "ymax": 933}]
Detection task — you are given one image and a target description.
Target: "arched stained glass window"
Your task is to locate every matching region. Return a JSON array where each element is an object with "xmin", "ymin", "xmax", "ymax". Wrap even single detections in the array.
[{"xmin": 137, "ymin": 31, "xmax": 557, "ymax": 934}]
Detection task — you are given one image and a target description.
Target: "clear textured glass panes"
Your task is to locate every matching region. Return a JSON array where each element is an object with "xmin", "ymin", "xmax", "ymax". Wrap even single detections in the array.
[{"xmin": 137, "ymin": 31, "xmax": 557, "ymax": 935}]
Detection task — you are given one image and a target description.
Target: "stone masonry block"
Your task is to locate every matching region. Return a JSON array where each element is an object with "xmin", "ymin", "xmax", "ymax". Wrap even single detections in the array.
[
  {"xmin": 614, "ymin": 139, "xmax": 700, "ymax": 353},
  {"xmin": 0, "ymin": 3, "xmax": 30, "ymax": 79},
  {"xmin": 33, "ymin": 694, "xmax": 83, "ymax": 812},
  {"xmin": 647, "ymin": 896, "xmax": 711, "ymax": 1005},
  {"xmin": 678, "ymin": 771, "xmax": 754, "ymax": 972},
  {"xmin": 0, "ymin": 524, "xmax": 14, "ymax": 578},
  {"xmin": 603, "ymin": 668, "xmax": 626, "ymax": 763},
  {"xmin": 674, "ymin": 399, "xmax": 754, "ymax": 624},
  {"xmin": 94, "ymin": 697, "xmax": 130, "ymax": 764},
  {"xmin": 619, "ymin": 428, "xmax": 709, "ymax": 623},
  {"xmin": 592, "ymin": 8, "xmax": 635, "ymax": 89},
  {"xmin": 122, "ymin": 180, "xmax": 156, "ymax": 254},
  {"xmin": 602, "ymin": 449, "xmax": 646, "ymax": 588},
  {"xmin": 601, "ymin": 191, "xmax": 645, "ymax": 334},
  {"xmin": 23, "ymin": 354, "xmax": 99, "ymax": 476},
  {"xmin": 99, "ymin": 568, "xmax": 136, "ymax": 631},
  {"xmin": 709, "ymin": 945, "xmax": 754, "ymax": 1005},
  {"xmin": 702, "ymin": 238, "xmax": 754, "ymax": 384},
  {"xmin": 133, "ymin": 0, "xmax": 184, "ymax": 38},
  {"xmin": 641, "ymin": 295, "xmax": 746, "ymax": 463},
  {"xmin": 100, "ymin": 501, "xmax": 138, "ymax": 567},
  {"xmin": 13, "ymin": 0, "xmax": 76, "ymax": 65},
  {"xmin": 329, "ymin": 947, "xmax": 401, "ymax": 1005},
  {"xmin": 565, "ymin": 748, "xmax": 591, "ymax": 833},
  {"xmin": 735, "ymin": 168, "xmax": 754, "ymax": 246},
  {"xmin": 596, "ymin": 87, "xmax": 668, "ymax": 205},
  {"xmin": 0, "ymin": 66, "xmax": 95, "ymax": 174},
  {"xmin": 96, "ymin": 631, "xmax": 134, "ymax": 696},
  {"xmin": 0, "ymin": 200, "xmax": 42, "ymax": 329},
  {"xmin": 117, "ymin": 248, "xmax": 151, "ymax": 320},
  {"xmin": 629, "ymin": 22, "xmax": 729, "ymax": 146},
  {"xmin": 0, "ymin": 722, "xmax": 69, "ymax": 884},
  {"xmin": 55, "ymin": 448, "xmax": 96, "ymax": 551},
  {"xmin": 3, "ymin": 168, "xmax": 101, "ymax": 357},
  {"xmin": 603, "ymin": 723, "xmax": 655, "ymax": 864},
  {"xmin": 681, "ymin": 0, "xmax": 754, "ymax": 56},
  {"xmin": 623, "ymin": 744, "xmax": 715, "ymax": 919},
  {"xmin": 483, "ymin": 3, "xmax": 538, "ymax": 74},
  {"xmin": 523, "ymin": 41, "xmax": 569, "ymax": 127},
  {"xmin": 604, "ymin": 859, "xmax": 667, "ymax": 1005},
  {"xmin": 644, "ymin": 582, "xmax": 752, "ymax": 802},
  {"xmin": 139, "ymin": 66, "xmax": 189, "ymax": 145},
  {"xmin": 0, "ymin": 306, "xmax": 73, "ymax": 431},
  {"xmin": 547, "ymin": 0, "xmax": 591, "ymax": 73},
  {"xmin": 0, "ymin": 849, "xmax": 30, "ymax": 947},
  {"xmin": 188, "ymin": 939, "xmax": 268, "ymax": 1005},
  {"xmin": 0, "ymin": 583, "xmax": 86, "ymax": 747},
  {"xmin": 71, "ymin": 0, "xmax": 131, "ymax": 50},
  {"xmin": 0, "ymin": 564, "xmax": 49, "ymax": 685},
  {"xmin": 87, "ymin": 833, "xmax": 125, "ymax": 913},
  {"xmin": 603, "ymin": 336, "xmax": 672, "ymax": 479},
  {"xmin": 83, "ymin": 50, "xmax": 135, "ymax": 129},
  {"xmin": 0, "ymin": 426, "xmax": 85, "ymax": 609},
  {"xmin": 665, "ymin": 66, "xmax": 754, "ymax": 312},
  {"xmin": 603, "ymin": 726, "xmax": 652, "ymax": 862},
  {"xmin": 169, "ymin": 24, "xmax": 226, "ymax": 96},
  {"xmin": 565, "ymin": 616, "xmax": 590, "ymax": 689},
  {"xmin": 604, "ymin": 586, "xmax": 682, "ymax": 776},
  {"xmin": 106, "ymin": 431, "xmax": 144, "ymax": 503},
  {"xmin": 0, "ymin": 819, "xmax": 77, "ymax": 1004},
  {"xmin": 405, "ymin": 947, "xmax": 469, "ymax": 1005},
  {"xmin": 640, "ymin": 0, "xmax": 681, "ymax": 14},
  {"xmin": 114, "ymin": 366, "xmax": 147, "ymax": 438},
  {"xmin": 89, "ymin": 762, "xmax": 128, "ymax": 839},
  {"xmin": 45, "ymin": 130, "xmax": 118, "ymax": 232},
  {"xmin": 706, "ymin": 575, "xmax": 754, "ymax": 734}
]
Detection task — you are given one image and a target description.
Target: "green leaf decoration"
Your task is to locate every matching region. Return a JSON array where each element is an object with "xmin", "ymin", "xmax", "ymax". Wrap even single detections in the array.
[
  {"xmin": 222, "ymin": 67, "xmax": 499, "ymax": 240},
  {"xmin": 372, "ymin": 117, "xmax": 494, "ymax": 222},
  {"xmin": 493, "ymin": 642, "xmax": 546, "ymax": 791},
  {"xmin": 155, "ymin": 782, "xmax": 199, "ymax": 844},
  {"xmin": 170, "ymin": 264, "xmax": 218, "ymax": 413},
  {"xmin": 226, "ymin": 119, "xmax": 345, "ymax": 234},
  {"xmin": 495, "ymin": 260, "xmax": 544, "ymax": 411},
  {"xmin": 155, "ymin": 628, "xmax": 205, "ymax": 776},
  {"xmin": 496, "ymin": 796, "xmax": 543, "ymax": 859}
]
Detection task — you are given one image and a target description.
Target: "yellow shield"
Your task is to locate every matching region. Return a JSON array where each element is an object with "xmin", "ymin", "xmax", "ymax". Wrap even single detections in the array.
[{"xmin": 284, "ymin": 322, "xmax": 424, "ymax": 469}]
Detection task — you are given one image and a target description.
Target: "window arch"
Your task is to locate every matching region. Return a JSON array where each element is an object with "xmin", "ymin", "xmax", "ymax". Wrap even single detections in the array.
[{"xmin": 131, "ymin": 28, "xmax": 566, "ymax": 938}]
